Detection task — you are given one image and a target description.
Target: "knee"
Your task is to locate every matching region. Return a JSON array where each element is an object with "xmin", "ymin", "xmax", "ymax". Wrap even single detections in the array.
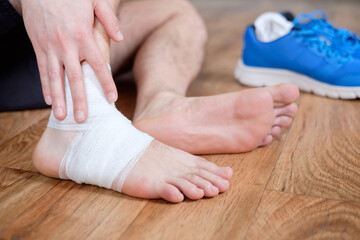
[{"xmin": 171, "ymin": 0, "xmax": 208, "ymax": 44}]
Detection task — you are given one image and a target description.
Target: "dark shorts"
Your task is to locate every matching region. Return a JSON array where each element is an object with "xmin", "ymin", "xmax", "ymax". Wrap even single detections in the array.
[{"xmin": 0, "ymin": 0, "xmax": 48, "ymax": 111}]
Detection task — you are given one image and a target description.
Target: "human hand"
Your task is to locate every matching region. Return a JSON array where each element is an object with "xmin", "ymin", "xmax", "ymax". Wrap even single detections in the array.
[{"xmin": 21, "ymin": 0, "xmax": 123, "ymax": 122}]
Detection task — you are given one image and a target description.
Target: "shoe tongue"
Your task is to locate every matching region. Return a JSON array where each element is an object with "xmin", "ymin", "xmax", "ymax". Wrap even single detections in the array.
[{"xmin": 254, "ymin": 12, "xmax": 294, "ymax": 42}]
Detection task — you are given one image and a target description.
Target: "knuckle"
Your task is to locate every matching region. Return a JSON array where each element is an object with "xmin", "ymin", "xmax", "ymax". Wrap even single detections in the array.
[
  {"xmin": 102, "ymin": 81, "xmax": 115, "ymax": 92},
  {"xmin": 51, "ymin": 95, "xmax": 63, "ymax": 104},
  {"xmin": 73, "ymin": 29, "xmax": 88, "ymax": 42},
  {"xmin": 72, "ymin": 97, "xmax": 85, "ymax": 108},
  {"xmin": 66, "ymin": 70, "xmax": 82, "ymax": 82},
  {"xmin": 48, "ymin": 69, "xmax": 59, "ymax": 80},
  {"xmin": 91, "ymin": 58, "xmax": 106, "ymax": 70}
]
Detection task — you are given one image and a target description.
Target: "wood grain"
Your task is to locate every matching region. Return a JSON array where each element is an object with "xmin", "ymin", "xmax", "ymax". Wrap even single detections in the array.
[
  {"xmin": 244, "ymin": 190, "xmax": 360, "ymax": 240},
  {"xmin": 0, "ymin": 0, "xmax": 359, "ymax": 239},
  {"xmin": 267, "ymin": 94, "xmax": 360, "ymax": 202},
  {"xmin": 118, "ymin": 142, "xmax": 287, "ymax": 240},
  {"xmin": 0, "ymin": 118, "xmax": 48, "ymax": 172},
  {"xmin": 0, "ymin": 110, "xmax": 50, "ymax": 146},
  {"xmin": 0, "ymin": 171, "xmax": 59, "ymax": 231}
]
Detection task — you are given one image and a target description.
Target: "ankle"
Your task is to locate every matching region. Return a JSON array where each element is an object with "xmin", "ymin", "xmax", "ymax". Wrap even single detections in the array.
[{"xmin": 134, "ymin": 90, "xmax": 184, "ymax": 120}]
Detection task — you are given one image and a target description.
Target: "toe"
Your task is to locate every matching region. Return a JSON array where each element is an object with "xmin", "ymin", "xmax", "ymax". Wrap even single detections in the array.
[
  {"xmin": 274, "ymin": 116, "xmax": 292, "ymax": 127},
  {"xmin": 170, "ymin": 179, "xmax": 205, "ymax": 200},
  {"xmin": 274, "ymin": 103, "xmax": 298, "ymax": 117},
  {"xmin": 195, "ymin": 168, "xmax": 230, "ymax": 192},
  {"xmin": 186, "ymin": 174, "xmax": 219, "ymax": 197},
  {"xmin": 270, "ymin": 126, "xmax": 281, "ymax": 137},
  {"xmin": 261, "ymin": 135, "xmax": 273, "ymax": 146},
  {"xmin": 158, "ymin": 184, "xmax": 184, "ymax": 203},
  {"xmin": 195, "ymin": 157, "xmax": 233, "ymax": 180},
  {"xmin": 267, "ymin": 84, "xmax": 300, "ymax": 104}
]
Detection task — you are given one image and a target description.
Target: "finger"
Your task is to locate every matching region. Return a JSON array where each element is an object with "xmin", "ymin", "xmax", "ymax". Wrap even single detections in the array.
[
  {"xmin": 36, "ymin": 51, "xmax": 52, "ymax": 105},
  {"xmin": 93, "ymin": 0, "xmax": 123, "ymax": 42},
  {"xmin": 85, "ymin": 42, "xmax": 117, "ymax": 103},
  {"xmin": 64, "ymin": 56, "xmax": 87, "ymax": 123},
  {"xmin": 48, "ymin": 54, "xmax": 66, "ymax": 120}
]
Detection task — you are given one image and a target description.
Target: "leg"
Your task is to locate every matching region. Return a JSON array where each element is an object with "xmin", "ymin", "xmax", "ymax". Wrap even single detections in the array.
[
  {"xmin": 109, "ymin": 0, "xmax": 300, "ymax": 154},
  {"xmin": 33, "ymin": 0, "xmax": 233, "ymax": 203}
]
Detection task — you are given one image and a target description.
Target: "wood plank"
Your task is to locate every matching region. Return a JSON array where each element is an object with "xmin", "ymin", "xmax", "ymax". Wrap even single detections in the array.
[
  {"xmin": 267, "ymin": 94, "xmax": 360, "ymax": 202},
  {"xmin": 0, "ymin": 172, "xmax": 59, "ymax": 231},
  {"xmin": 0, "ymin": 180, "xmax": 74, "ymax": 239},
  {"xmin": 244, "ymin": 190, "xmax": 360, "ymax": 240},
  {"xmin": 117, "ymin": 139, "xmax": 288, "ymax": 240},
  {"xmin": 0, "ymin": 109, "xmax": 50, "ymax": 146},
  {"xmin": 11, "ymin": 185, "xmax": 148, "ymax": 240},
  {"xmin": 0, "ymin": 118, "xmax": 48, "ymax": 172},
  {"xmin": 16, "ymin": 184, "xmax": 97, "ymax": 240},
  {"xmin": 0, "ymin": 0, "xmax": 359, "ymax": 239},
  {"xmin": 0, "ymin": 167, "xmax": 35, "ymax": 199},
  {"xmin": 45, "ymin": 190, "xmax": 148, "ymax": 240}
]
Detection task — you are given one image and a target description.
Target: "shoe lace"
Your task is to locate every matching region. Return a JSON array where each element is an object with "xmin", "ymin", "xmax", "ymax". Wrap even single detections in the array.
[
  {"xmin": 294, "ymin": 10, "xmax": 360, "ymax": 50},
  {"xmin": 336, "ymin": 28, "xmax": 360, "ymax": 49},
  {"xmin": 294, "ymin": 28, "xmax": 351, "ymax": 64},
  {"xmin": 293, "ymin": 11, "xmax": 351, "ymax": 63}
]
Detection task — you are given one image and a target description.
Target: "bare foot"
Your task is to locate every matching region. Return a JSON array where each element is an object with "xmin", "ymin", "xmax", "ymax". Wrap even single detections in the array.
[
  {"xmin": 133, "ymin": 84, "xmax": 299, "ymax": 154},
  {"xmin": 33, "ymin": 128, "xmax": 232, "ymax": 203}
]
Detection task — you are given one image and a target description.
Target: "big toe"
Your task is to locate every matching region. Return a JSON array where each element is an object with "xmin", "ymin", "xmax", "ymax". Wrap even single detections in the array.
[
  {"xmin": 268, "ymin": 84, "xmax": 300, "ymax": 104},
  {"xmin": 159, "ymin": 184, "xmax": 184, "ymax": 203}
]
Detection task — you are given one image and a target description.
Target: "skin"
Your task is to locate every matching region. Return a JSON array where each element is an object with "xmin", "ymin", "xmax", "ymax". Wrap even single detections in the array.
[
  {"xmin": 10, "ymin": 0, "xmax": 300, "ymax": 202},
  {"xmin": 108, "ymin": 0, "xmax": 300, "ymax": 154},
  {"xmin": 31, "ymin": 0, "xmax": 233, "ymax": 203},
  {"xmin": 10, "ymin": 0, "xmax": 122, "ymax": 123}
]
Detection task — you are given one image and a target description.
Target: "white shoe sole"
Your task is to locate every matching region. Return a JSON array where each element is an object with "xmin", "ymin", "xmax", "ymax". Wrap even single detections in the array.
[{"xmin": 234, "ymin": 59, "xmax": 360, "ymax": 99}]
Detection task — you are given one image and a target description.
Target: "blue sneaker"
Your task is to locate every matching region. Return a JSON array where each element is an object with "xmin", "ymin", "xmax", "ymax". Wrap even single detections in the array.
[
  {"xmin": 287, "ymin": 10, "xmax": 360, "ymax": 59},
  {"xmin": 235, "ymin": 12, "xmax": 360, "ymax": 99}
]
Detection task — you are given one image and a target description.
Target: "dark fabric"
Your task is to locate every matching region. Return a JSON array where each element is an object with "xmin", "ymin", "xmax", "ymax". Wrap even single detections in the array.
[{"xmin": 0, "ymin": 0, "xmax": 48, "ymax": 111}]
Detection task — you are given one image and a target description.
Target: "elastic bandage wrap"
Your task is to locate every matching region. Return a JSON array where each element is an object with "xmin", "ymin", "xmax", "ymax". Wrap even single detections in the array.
[{"xmin": 47, "ymin": 62, "xmax": 153, "ymax": 192}]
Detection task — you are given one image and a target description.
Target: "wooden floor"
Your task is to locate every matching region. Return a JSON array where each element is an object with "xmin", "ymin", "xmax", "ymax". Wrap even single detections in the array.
[{"xmin": 1, "ymin": 0, "xmax": 360, "ymax": 239}]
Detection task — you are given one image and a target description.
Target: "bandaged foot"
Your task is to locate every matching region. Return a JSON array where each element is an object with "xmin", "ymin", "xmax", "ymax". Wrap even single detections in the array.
[{"xmin": 33, "ymin": 63, "xmax": 232, "ymax": 202}]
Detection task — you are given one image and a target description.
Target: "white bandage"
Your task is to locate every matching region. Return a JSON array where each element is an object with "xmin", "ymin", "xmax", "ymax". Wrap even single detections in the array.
[{"xmin": 48, "ymin": 62, "xmax": 153, "ymax": 191}]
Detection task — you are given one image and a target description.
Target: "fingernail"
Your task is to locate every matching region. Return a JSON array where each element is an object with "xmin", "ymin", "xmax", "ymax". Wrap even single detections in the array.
[
  {"xmin": 107, "ymin": 93, "xmax": 117, "ymax": 103},
  {"xmin": 54, "ymin": 107, "xmax": 64, "ymax": 117},
  {"xmin": 117, "ymin": 31, "xmax": 124, "ymax": 41},
  {"xmin": 75, "ymin": 111, "xmax": 85, "ymax": 122},
  {"xmin": 45, "ymin": 96, "xmax": 52, "ymax": 105}
]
